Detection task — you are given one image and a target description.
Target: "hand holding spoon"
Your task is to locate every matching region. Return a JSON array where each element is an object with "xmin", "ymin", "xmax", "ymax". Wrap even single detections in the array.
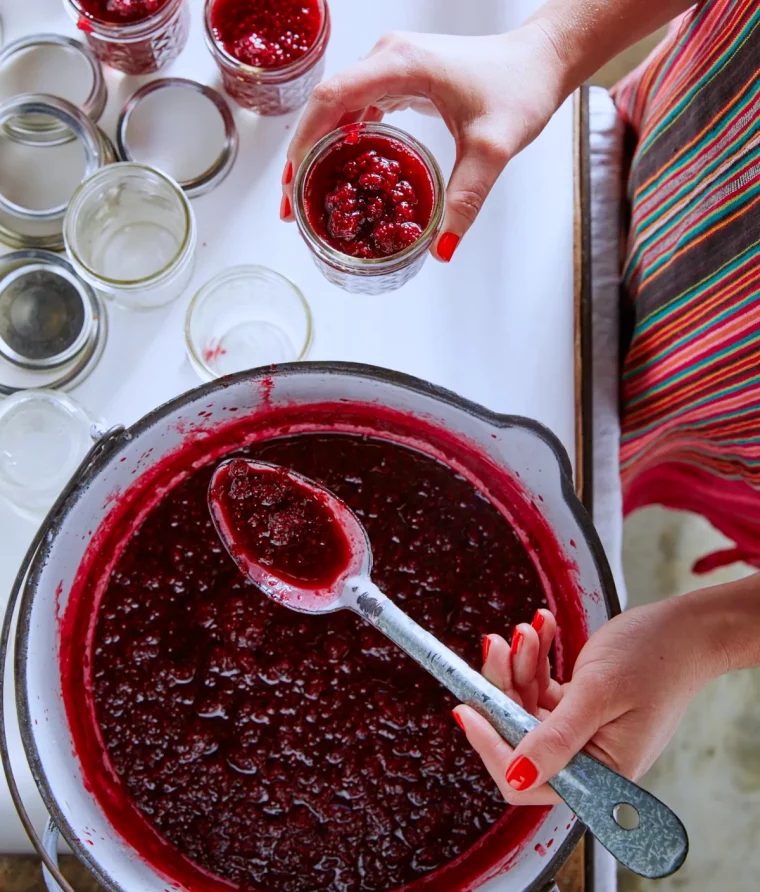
[{"xmin": 208, "ymin": 458, "xmax": 688, "ymax": 879}]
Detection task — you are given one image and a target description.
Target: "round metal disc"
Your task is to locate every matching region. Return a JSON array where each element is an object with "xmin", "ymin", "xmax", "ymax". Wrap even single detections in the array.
[{"xmin": 117, "ymin": 78, "xmax": 238, "ymax": 199}]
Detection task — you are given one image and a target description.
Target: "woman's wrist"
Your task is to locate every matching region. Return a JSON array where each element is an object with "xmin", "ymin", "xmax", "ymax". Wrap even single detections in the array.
[
  {"xmin": 676, "ymin": 573, "xmax": 760, "ymax": 682},
  {"xmin": 523, "ymin": 0, "xmax": 698, "ymax": 101}
]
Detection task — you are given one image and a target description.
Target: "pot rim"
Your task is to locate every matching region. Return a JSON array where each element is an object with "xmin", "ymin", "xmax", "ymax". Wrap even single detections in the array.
[{"xmin": 14, "ymin": 361, "xmax": 619, "ymax": 892}]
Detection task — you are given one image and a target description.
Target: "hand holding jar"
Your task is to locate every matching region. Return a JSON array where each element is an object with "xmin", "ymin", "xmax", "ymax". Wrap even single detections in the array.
[{"xmin": 282, "ymin": 26, "xmax": 568, "ymax": 263}]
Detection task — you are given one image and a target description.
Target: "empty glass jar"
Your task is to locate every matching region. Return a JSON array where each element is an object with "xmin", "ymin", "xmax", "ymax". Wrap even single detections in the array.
[{"xmin": 63, "ymin": 162, "xmax": 197, "ymax": 310}]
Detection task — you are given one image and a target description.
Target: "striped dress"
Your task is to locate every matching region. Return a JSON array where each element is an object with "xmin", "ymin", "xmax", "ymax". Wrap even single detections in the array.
[{"xmin": 611, "ymin": 0, "xmax": 760, "ymax": 571}]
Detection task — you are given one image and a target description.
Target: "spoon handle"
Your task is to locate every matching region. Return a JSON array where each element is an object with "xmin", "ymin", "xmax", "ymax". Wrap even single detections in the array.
[{"xmin": 351, "ymin": 582, "xmax": 688, "ymax": 880}]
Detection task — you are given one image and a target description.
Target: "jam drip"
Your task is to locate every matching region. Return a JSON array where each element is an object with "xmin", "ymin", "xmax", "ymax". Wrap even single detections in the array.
[
  {"xmin": 209, "ymin": 459, "xmax": 351, "ymax": 589},
  {"xmin": 210, "ymin": 0, "xmax": 323, "ymax": 69},
  {"xmin": 305, "ymin": 132, "xmax": 435, "ymax": 259},
  {"xmin": 90, "ymin": 433, "xmax": 549, "ymax": 891}
]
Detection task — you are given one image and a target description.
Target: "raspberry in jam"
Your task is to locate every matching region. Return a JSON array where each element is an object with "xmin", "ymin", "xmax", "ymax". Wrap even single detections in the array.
[
  {"xmin": 304, "ymin": 130, "xmax": 435, "ymax": 260},
  {"xmin": 210, "ymin": 0, "xmax": 323, "ymax": 69},
  {"xmin": 295, "ymin": 124, "xmax": 444, "ymax": 293},
  {"xmin": 205, "ymin": 0, "xmax": 330, "ymax": 115},
  {"xmin": 65, "ymin": 0, "xmax": 190, "ymax": 76},
  {"xmin": 208, "ymin": 458, "xmax": 352, "ymax": 590}
]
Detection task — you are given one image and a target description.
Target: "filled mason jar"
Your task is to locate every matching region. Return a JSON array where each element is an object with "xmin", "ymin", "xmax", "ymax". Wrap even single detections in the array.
[
  {"xmin": 294, "ymin": 123, "xmax": 445, "ymax": 295},
  {"xmin": 63, "ymin": 163, "xmax": 197, "ymax": 310},
  {"xmin": 204, "ymin": 0, "xmax": 330, "ymax": 116},
  {"xmin": 63, "ymin": 0, "xmax": 190, "ymax": 76}
]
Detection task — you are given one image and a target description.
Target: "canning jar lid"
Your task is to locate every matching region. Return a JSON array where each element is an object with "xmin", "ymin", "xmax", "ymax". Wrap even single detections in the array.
[
  {"xmin": 185, "ymin": 265, "xmax": 313, "ymax": 381},
  {"xmin": 0, "ymin": 250, "xmax": 106, "ymax": 395},
  {"xmin": 0, "ymin": 93, "xmax": 109, "ymax": 250},
  {"xmin": 117, "ymin": 78, "xmax": 238, "ymax": 198},
  {"xmin": 0, "ymin": 34, "xmax": 107, "ymax": 146}
]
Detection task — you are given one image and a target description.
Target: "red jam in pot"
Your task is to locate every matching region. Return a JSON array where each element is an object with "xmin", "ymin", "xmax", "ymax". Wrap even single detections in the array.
[
  {"xmin": 76, "ymin": 0, "xmax": 171, "ymax": 25},
  {"xmin": 63, "ymin": 400, "xmax": 590, "ymax": 891},
  {"xmin": 304, "ymin": 131, "xmax": 435, "ymax": 259},
  {"xmin": 209, "ymin": 459, "xmax": 352, "ymax": 589},
  {"xmin": 210, "ymin": 0, "xmax": 323, "ymax": 69}
]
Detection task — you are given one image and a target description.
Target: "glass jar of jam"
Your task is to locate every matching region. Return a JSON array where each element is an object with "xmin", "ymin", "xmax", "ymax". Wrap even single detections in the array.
[
  {"xmin": 63, "ymin": 163, "xmax": 197, "ymax": 310},
  {"xmin": 63, "ymin": 0, "xmax": 190, "ymax": 76},
  {"xmin": 294, "ymin": 123, "xmax": 445, "ymax": 295},
  {"xmin": 204, "ymin": 0, "xmax": 330, "ymax": 116}
]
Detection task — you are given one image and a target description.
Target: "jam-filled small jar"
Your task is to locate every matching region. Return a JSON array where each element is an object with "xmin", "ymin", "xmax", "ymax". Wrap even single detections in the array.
[
  {"xmin": 63, "ymin": 0, "xmax": 190, "ymax": 76},
  {"xmin": 294, "ymin": 123, "xmax": 445, "ymax": 295},
  {"xmin": 204, "ymin": 0, "xmax": 330, "ymax": 116}
]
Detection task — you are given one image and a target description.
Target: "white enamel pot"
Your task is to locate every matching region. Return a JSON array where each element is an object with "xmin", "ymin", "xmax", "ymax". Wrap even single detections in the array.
[{"xmin": 1, "ymin": 362, "xmax": 619, "ymax": 892}]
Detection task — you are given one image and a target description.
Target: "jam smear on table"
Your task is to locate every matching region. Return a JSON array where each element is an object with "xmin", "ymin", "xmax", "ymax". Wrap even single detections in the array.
[
  {"xmin": 90, "ymin": 433, "xmax": 550, "ymax": 891},
  {"xmin": 209, "ymin": 459, "xmax": 352, "ymax": 590},
  {"xmin": 77, "ymin": 0, "xmax": 171, "ymax": 25},
  {"xmin": 210, "ymin": 0, "xmax": 323, "ymax": 69},
  {"xmin": 305, "ymin": 131, "xmax": 435, "ymax": 259}
]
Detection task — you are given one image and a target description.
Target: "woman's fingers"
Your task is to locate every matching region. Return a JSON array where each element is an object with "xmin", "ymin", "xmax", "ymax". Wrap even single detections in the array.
[
  {"xmin": 282, "ymin": 51, "xmax": 422, "ymax": 219},
  {"xmin": 432, "ymin": 126, "xmax": 512, "ymax": 263},
  {"xmin": 453, "ymin": 706, "xmax": 560, "ymax": 806},
  {"xmin": 482, "ymin": 634, "xmax": 521, "ymax": 704},
  {"xmin": 502, "ymin": 682, "xmax": 605, "ymax": 794}
]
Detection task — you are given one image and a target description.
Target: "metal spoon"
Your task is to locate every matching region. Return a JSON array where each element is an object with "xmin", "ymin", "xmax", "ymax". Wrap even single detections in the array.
[{"xmin": 208, "ymin": 459, "xmax": 688, "ymax": 879}]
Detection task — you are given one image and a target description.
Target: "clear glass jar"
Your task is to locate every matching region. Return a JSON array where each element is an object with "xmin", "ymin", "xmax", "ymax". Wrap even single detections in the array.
[
  {"xmin": 0, "ymin": 389, "xmax": 104, "ymax": 521},
  {"xmin": 204, "ymin": 0, "xmax": 330, "ymax": 115},
  {"xmin": 63, "ymin": 0, "xmax": 190, "ymax": 76},
  {"xmin": 63, "ymin": 162, "xmax": 197, "ymax": 311},
  {"xmin": 294, "ymin": 123, "xmax": 445, "ymax": 295},
  {"xmin": 185, "ymin": 265, "xmax": 313, "ymax": 381}
]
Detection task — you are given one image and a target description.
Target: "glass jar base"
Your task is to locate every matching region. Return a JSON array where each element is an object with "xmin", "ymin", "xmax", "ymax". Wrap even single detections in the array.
[{"xmin": 312, "ymin": 251, "xmax": 429, "ymax": 295}]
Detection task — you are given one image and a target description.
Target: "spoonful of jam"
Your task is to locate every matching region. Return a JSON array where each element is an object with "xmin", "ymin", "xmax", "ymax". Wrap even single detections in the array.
[{"xmin": 209, "ymin": 458, "xmax": 688, "ymax": 881}]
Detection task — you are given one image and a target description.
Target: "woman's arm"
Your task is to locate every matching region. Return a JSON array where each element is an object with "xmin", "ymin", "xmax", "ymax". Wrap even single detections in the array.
[
  {"xmin": 454, "ymin": 574, "xmax": 760, "ymax": 804},
  {"xmin": 283, "ymin": 0, "xmax": 696, "ymax": 257},
  {"xmin": 527, "ymin": 0, "xmax": 696, "ymax": 101}
]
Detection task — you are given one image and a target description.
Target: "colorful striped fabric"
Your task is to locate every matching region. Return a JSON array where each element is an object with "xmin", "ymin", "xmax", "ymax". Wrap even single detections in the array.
[{"xmin": 611, "ymin": 0, "xmax": 760, "ymax": 570}]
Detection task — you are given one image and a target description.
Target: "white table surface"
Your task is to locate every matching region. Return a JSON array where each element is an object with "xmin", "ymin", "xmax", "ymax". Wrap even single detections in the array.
[{"xmin": 0, "ymin": 0, "xmax": 575, "ymax": 854}]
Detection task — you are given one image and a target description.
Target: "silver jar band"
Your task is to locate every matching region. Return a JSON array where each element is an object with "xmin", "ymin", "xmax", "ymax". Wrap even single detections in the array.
[
  {"xmin": 0, "ymin": 250, "xmax": 107, "ymax": 395},
  {"xmin": 0, "ymin": 34, "xmax": 107, "ymax": 146},
  {"xmin": 0, "ymin": 93, "xmax": 107, "ymax": 222},
  {"xmin": 116, "ymin": 78, "xmax": 239, "ymax": 199}
]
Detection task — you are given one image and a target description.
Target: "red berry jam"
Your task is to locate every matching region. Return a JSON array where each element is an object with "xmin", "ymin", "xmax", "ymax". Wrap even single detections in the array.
[
  {"xmin": 209, "ymin": 459, "xmax": 352, "ymax": 590},
  {"xmin": 76, "ymin": 0, "xmax": 171, "ymax": 25},
  {"xmin": 70, "ymin": 428, "xmax": 567, "ymax": 891},
  {"xmin": 210, "ymin": 0, "xmax": 323, "ymax": 69},
  {"xmin": 304, "ymin": 130, "xmax": 435, "ymax": 259},
  {"xmin": 69, "ymin": 0, "xmax": 189, "ymax": 75}
]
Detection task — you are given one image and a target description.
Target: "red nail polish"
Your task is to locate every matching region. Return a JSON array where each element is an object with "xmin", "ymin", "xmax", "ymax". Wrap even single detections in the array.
[
  {"xmin": 437, "ymin": 232, "xmax": 460, "ymax": 262},
  {"xmin": 511, "ymin": 629, "xmax": 524, "ymax": 656},
  {"xmin": 280, "ymin": 194, "xmax": 292, "ymax": 219},
  {"xmin": 506, "ymin": 755, "xmax": 538, "ymax": 791},
  {"xmin": 452, "ymin": 710, "xmax": 465, "ymax": 731},
  {"xmin": 282, "ymin": 160, "xmax": 293, "ymax": 185},
  {"xmin": 482, "ymin": 635, "xmax": 491, "ymax": 663},
  {"xmin": 532, "ymin": 610, "xmax": 545, "ymax": 632}
]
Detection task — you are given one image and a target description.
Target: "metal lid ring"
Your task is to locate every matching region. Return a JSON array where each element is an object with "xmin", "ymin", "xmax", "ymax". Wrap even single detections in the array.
[
  {"xmin": 0, "ymin": 93, "xmax": 106, "ymax": 224},
  {"xmin": 0, "ymin": 34, "xmax": 107, "ymax": 146},
  {"xmin": 116, "ymin": 78, "xmax": 239, "ymax": 199}
]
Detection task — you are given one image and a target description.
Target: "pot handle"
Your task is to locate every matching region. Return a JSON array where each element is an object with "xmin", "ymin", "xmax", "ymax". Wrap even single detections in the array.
[
  {"xmin": 0, "ymin": 426, "xmax": 127, "ymax": 892},
  {"xmin": 42, "ymin": 820, "xmax": 65, "ymax": 892}
]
